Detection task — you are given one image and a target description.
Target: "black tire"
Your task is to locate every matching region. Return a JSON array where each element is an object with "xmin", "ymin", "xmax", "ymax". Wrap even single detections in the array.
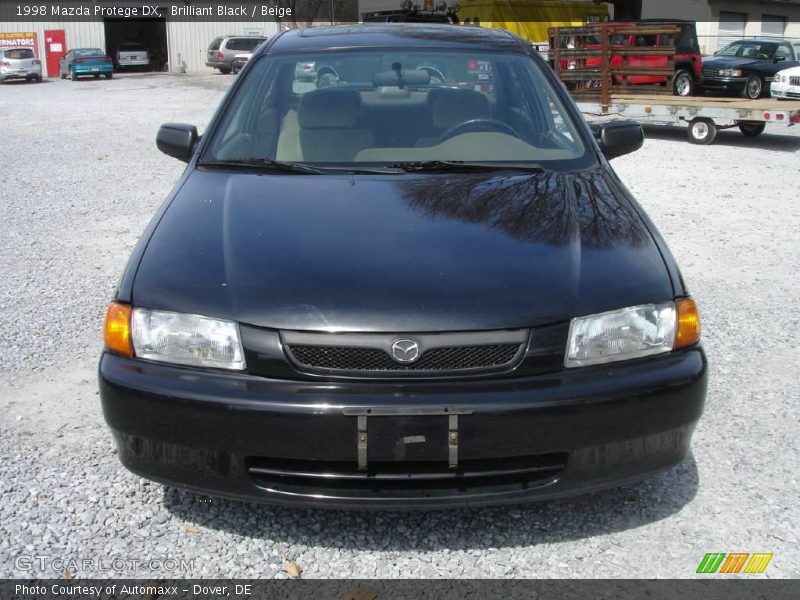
[
  {"xmin": 93, "ymin": 73, "xmax": 100, "ymax": 78},
  {"xmin": 739, "ymin": 122, "xmax": 766, "ymax": 137},
  {"xmin": 741, "ymin": 74, "xmax": 763, "ymax": 99},
  {"xmin": 219, "ymin": 67, "xmax": 231, "ymax": 75},
  {"xmin": 688, "ymin": 118, "xmax": 718, "ymax": 145},
  {"xmin": 105, "ymin": 72, "xmax": 113, "ymax": 79},
  {"xmin": 673, "ymin": 69, "xmax": 694, "ymax": 97},
  {"xmin": 70, "ymin": 69, "xmax": 77, "ymax": 81}
]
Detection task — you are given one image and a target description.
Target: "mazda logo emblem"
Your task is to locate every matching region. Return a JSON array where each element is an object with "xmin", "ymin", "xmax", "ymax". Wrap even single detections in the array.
[{"xmin": 391, "ymin": 339, "xmax": 420, "ymax": 363}]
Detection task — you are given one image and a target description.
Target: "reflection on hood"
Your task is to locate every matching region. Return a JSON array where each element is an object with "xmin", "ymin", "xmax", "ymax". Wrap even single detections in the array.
[{"xmin": 398, "ymin": 169, "xmax": 649, "ymax": 249}]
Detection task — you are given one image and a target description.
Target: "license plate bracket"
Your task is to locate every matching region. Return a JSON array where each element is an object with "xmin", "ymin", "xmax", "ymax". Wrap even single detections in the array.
[{"xmin": 356, "ymin": 413, "xmax": 461, "ymax": 471}]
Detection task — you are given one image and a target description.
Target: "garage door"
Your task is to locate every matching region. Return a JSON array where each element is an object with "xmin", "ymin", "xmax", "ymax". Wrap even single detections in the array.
[
  {"xmin": 718, "ymin": 11, "xmax": 746, "ymax": 50},
  {"xmin": 761, "ymin": 15, "xmax": 786, "ymax": 38}
]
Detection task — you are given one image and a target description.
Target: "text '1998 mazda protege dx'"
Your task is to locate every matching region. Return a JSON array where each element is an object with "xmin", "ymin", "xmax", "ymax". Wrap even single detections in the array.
[{"xmin": 100, "ymin": 25, "xmax": 706, "ymax": 509}]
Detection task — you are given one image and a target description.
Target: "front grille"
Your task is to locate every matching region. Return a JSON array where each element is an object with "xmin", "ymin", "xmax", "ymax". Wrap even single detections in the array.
[
  {"xmin": 289, "ymin": 344, "xmax": 521, "ymax": 372},
  {"xmin": 280, "ymin": 329, "xmax": 529, "ymax": 378},
  {"xmin": 246, "ymin": 453, "xmax": 567, "ymax": 500},
  {"xmin": 790, "ymin": 76, "xmax": 800, "ymax": 86},
  {"xmin": 703, "ymin": 68, "xmax": 719, "ymax": 78}
]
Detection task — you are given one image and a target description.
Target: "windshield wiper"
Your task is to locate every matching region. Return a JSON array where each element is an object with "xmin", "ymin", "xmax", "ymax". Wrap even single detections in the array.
[
  {"xmin": 199, "ymin": 157, "xmax": 324, "ymax": 175},
  {"xmin": 385, "ymin": 160, "xmax": 544, "ymax": 173}
]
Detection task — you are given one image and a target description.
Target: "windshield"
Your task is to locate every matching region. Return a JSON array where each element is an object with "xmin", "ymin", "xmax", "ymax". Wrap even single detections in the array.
[
  {"xmin": 717, "ymin": 41, "xmax": 777, "ymax": 59},
  {"xmin": 4, "ymin": 48, "xmax": 35, "ymax": 59},
  {"xmin": 75, "ymin": 48, "xmax": 105, "ymax": 57},
  {"xmin": 203, "ymin": 49, "xmax": 590, "ymax": 170}
]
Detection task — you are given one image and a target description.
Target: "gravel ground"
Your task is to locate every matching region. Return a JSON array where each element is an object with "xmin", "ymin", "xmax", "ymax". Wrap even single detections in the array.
[{"xmin": 0, "ymin": 73, "xmax": 799, "ymax": 579}]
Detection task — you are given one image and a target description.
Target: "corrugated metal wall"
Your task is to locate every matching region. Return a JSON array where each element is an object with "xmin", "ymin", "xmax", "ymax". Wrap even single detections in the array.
[
  {"xmin": 0, "ymin": 20, "xmax": 105, "ymax": 60},
  {"xmin": 167, "ymin": 21, "xmax": 279, "ymax": 73}
]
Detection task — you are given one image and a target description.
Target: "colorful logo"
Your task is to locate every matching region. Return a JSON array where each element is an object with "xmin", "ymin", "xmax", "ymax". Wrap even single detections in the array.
[{"xmin": 696, "ymin": 553, "xmax": 773, "ymax": 574}]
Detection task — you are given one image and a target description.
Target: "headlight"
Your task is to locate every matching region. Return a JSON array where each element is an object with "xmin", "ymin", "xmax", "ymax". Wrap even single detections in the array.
[
  {"xmin": 719, "ymin": 69, "xmax": 742, "ymax": 77},
  {"xmin": 565, "ymin": 300, "xmax": 700, "ymax": 368},
  {"xmin": 131, "ymin": 308, "xmax": 245, "ymax": 370}
]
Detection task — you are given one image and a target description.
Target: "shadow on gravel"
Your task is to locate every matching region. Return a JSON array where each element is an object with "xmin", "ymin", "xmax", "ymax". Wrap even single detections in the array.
[
  {"xmin": 642, "ymin": 124, "xmax": 800, "ymax": 152},
  {"xmin": 161, "ymin": 455, "xmax": 699, "ymax": 550},
  {"xmin": 0, "ymin": 79, "xmax": 52, "ymax": 85}
]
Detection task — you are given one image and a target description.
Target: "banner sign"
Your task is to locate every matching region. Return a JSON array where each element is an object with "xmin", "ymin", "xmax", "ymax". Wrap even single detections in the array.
[{"xmin": 0, "ymin": 31, "xmax": 38, "ymax": 53}]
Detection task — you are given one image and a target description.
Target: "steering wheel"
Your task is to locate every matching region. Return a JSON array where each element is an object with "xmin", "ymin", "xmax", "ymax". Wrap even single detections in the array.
[{"xmin": 437, "ymin": 118, "xmax": 521, "ymax": 144}]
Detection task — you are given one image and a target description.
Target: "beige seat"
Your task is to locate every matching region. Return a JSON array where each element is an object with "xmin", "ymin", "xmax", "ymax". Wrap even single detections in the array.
[
  {"xmin": 416, "ymin": 88, "xmax": 491, "ymax": 146},
  {"xmin": 295, "ymin": 89, "xmax": 374, "ymax": 162}
]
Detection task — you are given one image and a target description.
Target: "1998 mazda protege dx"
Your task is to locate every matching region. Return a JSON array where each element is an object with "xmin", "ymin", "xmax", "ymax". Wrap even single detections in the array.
[{"xmin": 100, "ymin": 25, "xmax": 706, "ymax": 509}]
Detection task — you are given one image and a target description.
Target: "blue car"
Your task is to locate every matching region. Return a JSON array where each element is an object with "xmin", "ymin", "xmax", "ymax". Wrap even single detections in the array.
[{"xmin": 59, "ymin": 48, "xmax": 114, "ymax": 81}]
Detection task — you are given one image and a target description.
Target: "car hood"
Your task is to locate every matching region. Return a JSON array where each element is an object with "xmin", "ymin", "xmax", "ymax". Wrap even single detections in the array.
[
  {"xmin": 703, "ymin": 55, "xmax": 761, "ymax": 69},
  {"xmin": 131, "ymin": 169, "xmax": 673, "ymax": 332},
  {"xmin": 775, "ymin": 65, "xmax": 800, "ymax": 77}
]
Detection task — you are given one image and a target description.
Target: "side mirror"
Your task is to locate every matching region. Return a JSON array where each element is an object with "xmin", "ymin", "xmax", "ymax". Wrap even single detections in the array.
[
  {"xmin": 156, "ymin": 123, "xmax": 198, "ymax": 162},
  {"xmin": 592, "ymin": 120, "xmax": 644, "ymax": 160}
]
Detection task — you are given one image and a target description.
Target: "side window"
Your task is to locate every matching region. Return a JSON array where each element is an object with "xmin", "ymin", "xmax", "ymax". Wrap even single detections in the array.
[
  {"xmin": 775, "ymin": 44, "xmax": 792, "ymax": 61},
  {"xmin": 209, "ymin": 38, "xmax": 222, "ymax": 51}
]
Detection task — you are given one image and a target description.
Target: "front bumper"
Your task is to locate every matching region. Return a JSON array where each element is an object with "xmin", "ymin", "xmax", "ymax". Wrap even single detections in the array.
[
  {"xmin": 100, "ymin": 347, "xmax": 707, "ymax": 509},
  {"xmin": 701, "ymin": 76, "xmax": 748, "ymax": 93},
  {"xmin": 770, "ymin": 82, "xmax": 800, "ymax": 100}
]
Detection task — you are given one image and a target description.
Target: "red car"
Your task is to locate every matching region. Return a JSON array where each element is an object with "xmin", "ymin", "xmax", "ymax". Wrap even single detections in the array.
[{"xmin": 560, "ymin": 20, "xmax": 702, "ymax": 96}]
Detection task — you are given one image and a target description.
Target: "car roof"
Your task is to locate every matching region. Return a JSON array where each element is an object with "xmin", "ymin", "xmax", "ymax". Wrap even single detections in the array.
[
  {"xmin": 262, "ymin": 24, "xmax": 524, "ymax": 55},
  {"xmin": 726, "ymin": 38, "xmax": 786, "ymax": 44}
]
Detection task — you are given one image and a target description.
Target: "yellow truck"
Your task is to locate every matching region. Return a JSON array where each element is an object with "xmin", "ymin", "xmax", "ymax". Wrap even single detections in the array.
[{"xmin": 457, "ymin": 0, "xmax": 609, "ymax": 49}]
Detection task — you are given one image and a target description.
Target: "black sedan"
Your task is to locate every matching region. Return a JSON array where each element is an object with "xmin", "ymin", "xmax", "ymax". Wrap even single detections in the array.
[
  {"xmin": 100, "ymin": 25, "xmax": 706, "ymax": 509},
  {"xmin": 701, "ymin": 38, "xmax": 800, "ymax": 99}
]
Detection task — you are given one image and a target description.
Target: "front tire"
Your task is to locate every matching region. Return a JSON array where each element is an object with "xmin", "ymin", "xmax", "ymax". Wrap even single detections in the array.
[
  {"xmin": 688, "ymin": 118, "xmax": 718, "ymax": 145},
  {"xmin": 739, "ymin": 122, "xmax": 766, "ymax": 137},
  {"xmin": 741, "ymin": 74, "xmax": 763, "ymax": 99},
  {"xmin": 219, "ymin": 67, "xmax": 231, "ymax": 75},
  {"xmin": 105, "ymin": 72, "xmax": 113, "ymax": 79},
  {"xmin": 70, "ymin": 69, "xmax": 77, "ymax": 81},
  {"xmin": 673, "ymin": 69, "xmax": 694, "ymax": 96}
]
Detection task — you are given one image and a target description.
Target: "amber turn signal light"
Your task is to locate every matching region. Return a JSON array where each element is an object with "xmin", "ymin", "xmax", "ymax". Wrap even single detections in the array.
[
  {"xmin": 103, "ymin": 302, "xmax": 133, "ymax": 357},
  {"xmin": 674, "ymin": 298, "xmax": 701, "ymax": 349}
]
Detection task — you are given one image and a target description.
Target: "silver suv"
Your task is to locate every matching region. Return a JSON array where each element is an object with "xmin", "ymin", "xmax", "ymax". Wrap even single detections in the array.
[
  {"xmin": 0, "ymin": 47, "xmax": 42, "ymax": 83},
  {"xmin": 206, "ymin": 36, "xmax": 266, "ymax": 74}
]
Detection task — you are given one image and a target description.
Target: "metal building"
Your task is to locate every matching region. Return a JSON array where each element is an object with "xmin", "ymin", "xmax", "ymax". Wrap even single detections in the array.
[{"xmin": 0, "ymin": 10, "xmax": 280, "ymax": 76}]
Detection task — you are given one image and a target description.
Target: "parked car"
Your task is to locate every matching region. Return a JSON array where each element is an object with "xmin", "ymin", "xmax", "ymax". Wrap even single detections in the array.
[
  {"xmin": 101, "ymin": 24, "xmax": 706, "ymax": 509},
  {"xmin": 0, "ymin": 47, "xmax": 42, "ymax": 83},
  {"xmin": 59, "ymin": 48, "xmax": 113, "ymax": 80},
  {"xmin": 231, "ymin": 52, "xmax": 251, "ymax": 74},
  {"xmin": 116, "ymin": 42, "xmax": 150, "ymax": 70},
  {"xmin": 701, "ymin": 39, "xmax": 800, "ymax": 99},
  {"xmin": 770, "ymin": 65, "xmax": 800, "ymax": 100},
  {"xmin": 206, "ymin": 35, "xmax": 266, "ymax": 74},
  {"xmin": 560, "ymin": 20, "xmax": 703, "ymax": 96}
]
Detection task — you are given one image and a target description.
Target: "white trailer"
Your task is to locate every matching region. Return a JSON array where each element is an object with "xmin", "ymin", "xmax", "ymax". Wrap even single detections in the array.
[{"xmin": 575, "ymin": 94, "xmax": 800, "ymax": 144}]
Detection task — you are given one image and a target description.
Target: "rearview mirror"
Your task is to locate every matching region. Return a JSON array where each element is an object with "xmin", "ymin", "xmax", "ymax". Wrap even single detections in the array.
[
  {"xmin": 156, "ymin": 123, "xmax": 198, "ymax": 162},
  {"xmin": 591, "ymin": 120, "xmax": 644, "ymax": 160}
]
